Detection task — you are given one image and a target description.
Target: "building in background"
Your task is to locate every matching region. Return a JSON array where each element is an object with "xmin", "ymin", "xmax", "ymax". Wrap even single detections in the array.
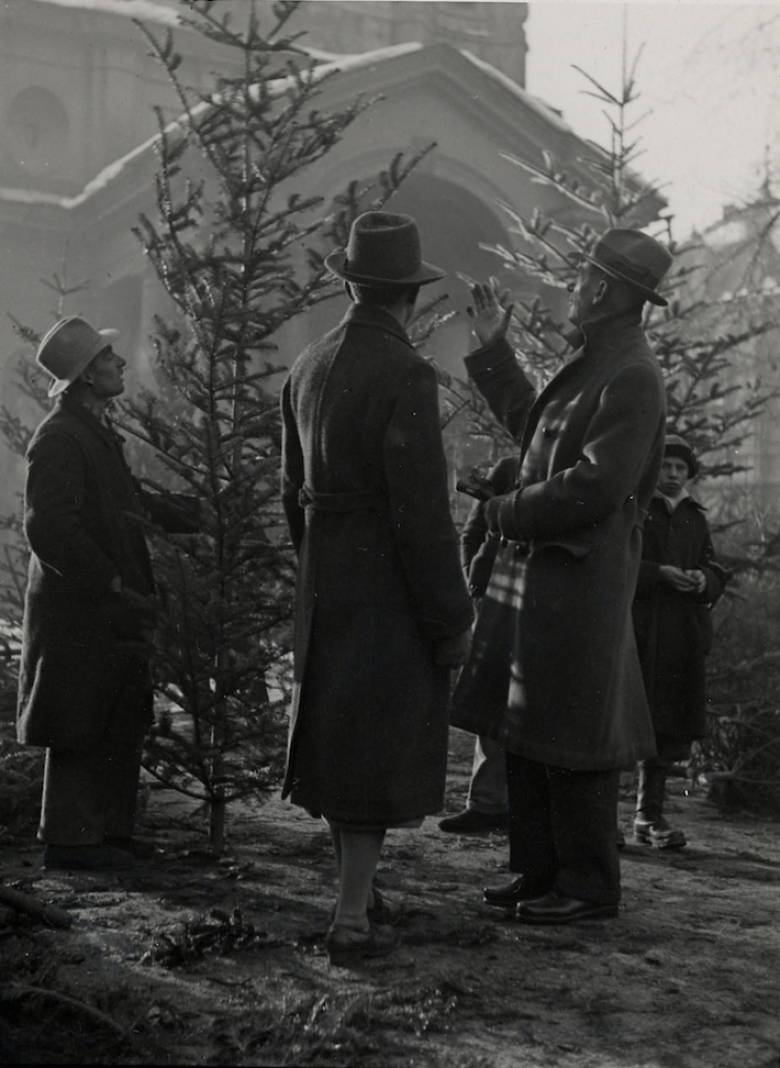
[
  {"xmin": 0, "ymin": 0, "xmax": 663, "ymax": 516},
  {"xmin": 687, "ymin": 195, "xmax": 780, "ymax": 509}
]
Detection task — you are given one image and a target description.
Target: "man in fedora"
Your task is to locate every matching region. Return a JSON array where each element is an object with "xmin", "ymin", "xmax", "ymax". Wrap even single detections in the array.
[
  {"xmin": 452, "ymin": 228, "xmax": 671, "ymax": 924},
  {"xmin": 17, "ymin": 316, "xmax": 185, "ymax": 870},
  {"xmin": 281, "ymin": 211, "xmax": 474, "ymax": 963}
]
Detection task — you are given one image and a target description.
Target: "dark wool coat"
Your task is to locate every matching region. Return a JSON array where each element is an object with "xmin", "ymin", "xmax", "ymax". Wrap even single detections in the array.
[
  {"xmin": 17, "ymin": 397, "xmax": 195, "ymax": 750},
  {"xmin": 632, "ymin": 493, "xmax": 727, "ymax": 742},
  {"xmin": 17, "ymin": 397, "xmax": 158, "ymax": 750},
  {"xmin": 452, "ymin": 309, "xmax": 666, "ymax": 771},
  {"xmin": 280, "ymin": 303, "xmax": 474, "ymax": 826}
]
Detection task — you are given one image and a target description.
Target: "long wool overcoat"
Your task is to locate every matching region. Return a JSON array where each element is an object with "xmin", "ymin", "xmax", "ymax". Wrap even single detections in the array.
[
  {"xmin": 452, "ymin": 309, "xmax": 666, "ymax": 771},
  {"xmin": 18, "ymin": 397, "xmax": 164, "ymax": 750},
  {"xmin": 632, "ymin": 493, "xmax": 727, "ymax": 743},
  {"xmin": 280, "ymin": 303, "xmax": 474, "ymax": 826}
]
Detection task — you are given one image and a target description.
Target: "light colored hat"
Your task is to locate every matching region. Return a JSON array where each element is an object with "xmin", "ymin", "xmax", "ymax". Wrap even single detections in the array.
[
  {"xmin": 585, "ymin": 229, "xmax": 673, "ymax": 307},
  {"xmin": 325, "ymin": 211, "xmax": 445, "ymax": 287},
  {"xmin": 35, "ymin": 316, "xmax": 120, "ymax": 398}
]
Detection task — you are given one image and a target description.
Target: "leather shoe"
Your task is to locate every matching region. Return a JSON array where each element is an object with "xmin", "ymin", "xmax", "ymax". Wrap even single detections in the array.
[
  {"xmin": 483, "ymin": 875, "xmax": 549, "ymax": 908},
  {"xmin": 515, "ymin": 892, "xmax": 618, "ymax": 925},
  {"xmin": 439, "ymin": 809, "xmax": 509, "ymax": 834}
]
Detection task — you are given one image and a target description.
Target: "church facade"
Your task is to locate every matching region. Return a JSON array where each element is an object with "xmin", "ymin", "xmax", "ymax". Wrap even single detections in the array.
[{"xmin": 0, "ymin": 0, "xmax": 662, "ymax": 515}]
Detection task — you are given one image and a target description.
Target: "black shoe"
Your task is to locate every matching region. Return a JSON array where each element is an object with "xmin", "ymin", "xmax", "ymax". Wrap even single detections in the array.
[
  {"xmin": 483, "ymin": 875, "xmax": 548, "ymax": 908},
  {"xmin": 515, "ymin": 892, "xmax": 618, "ymax": 925},
  {"xmin": 439, "ymin": 809, "xmax": 509, "ymax": 834},
  {"xmin": 103, "ymin": 836, "xmax": 159, "ymax": 859},
  {"xmin": 43, "ymin": 844, "xmax": 135, "ymax": 871}
]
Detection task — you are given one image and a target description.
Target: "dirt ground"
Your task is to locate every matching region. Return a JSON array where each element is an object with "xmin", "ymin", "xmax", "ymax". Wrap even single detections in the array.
[{"xmin": 1, "ymin": 728, "xmax": 779, "ymax": 1068}]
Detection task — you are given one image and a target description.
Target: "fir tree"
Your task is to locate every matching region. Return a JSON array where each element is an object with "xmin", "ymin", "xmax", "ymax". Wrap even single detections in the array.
[{"xmin": 122, "ymin": 0, "xmax": 433, "ymax": 850}]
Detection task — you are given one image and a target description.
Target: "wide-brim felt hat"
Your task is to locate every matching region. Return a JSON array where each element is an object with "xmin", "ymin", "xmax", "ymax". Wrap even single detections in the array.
[
  {"xmin": 36, "ymin": 315, "xmax": 120, "ymax": 398},
  {"xmin": 325, "ymin": 211, "xmax": 445, "ymax": 287},
  {"xmin": 585, "ymin": 228, "xmax": 673, "ymax": 307}
]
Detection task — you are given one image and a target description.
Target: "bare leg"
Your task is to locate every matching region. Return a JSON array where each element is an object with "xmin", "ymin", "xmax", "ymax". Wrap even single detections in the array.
[{"xmin": 330, "ymin": 826, "xmax": 385, "ymax": 931}]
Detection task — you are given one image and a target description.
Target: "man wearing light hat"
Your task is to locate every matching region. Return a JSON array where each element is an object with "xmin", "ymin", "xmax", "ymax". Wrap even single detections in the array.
[
  {"xmin": 281, "ymin": 212, "xmax": 474, "ymax": 963},
  {"xmin": 452, "ymin": 229, "xmax": 671, "ymax": 924},
  {"xmin": 17, "ymin": 316, "xmax": 164, "ymax": 870}
]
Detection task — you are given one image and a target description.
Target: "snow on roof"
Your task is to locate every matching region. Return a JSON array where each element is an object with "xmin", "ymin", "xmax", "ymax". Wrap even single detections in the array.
[
  {"xmin": 29, "ymin": 0, "xmax": 182, "ymax": 26},
  {"xmin": 459, "ymin": 49, "xmax": 573, "ymax": 136},
  {"xmin": 0, "ymin": 40, "xmax": 574, "ymax": 212}
]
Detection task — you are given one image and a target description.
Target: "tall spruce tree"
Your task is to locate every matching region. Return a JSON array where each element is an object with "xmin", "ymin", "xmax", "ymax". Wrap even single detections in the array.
[{"xmin": 121, "ymin": 0, "xmax": 432, "ymax": 851}]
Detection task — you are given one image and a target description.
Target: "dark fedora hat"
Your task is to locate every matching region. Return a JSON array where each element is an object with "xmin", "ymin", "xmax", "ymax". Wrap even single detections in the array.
[
  {"xmin": 325, "ymin": 211, "xmax": 445, "ymax": 287},
  {"xmin": 585, "ymin": 228, "xmax": 673, "ymax": 307}
]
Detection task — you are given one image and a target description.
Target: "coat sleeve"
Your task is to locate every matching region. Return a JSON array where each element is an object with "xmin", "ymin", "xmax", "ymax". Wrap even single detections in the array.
[
  {"xmin": 464, "ymin": 338, "xmax": 537, "ymax": 441},
  {"xmin": 280, "ymin": 375, "xmax": 305, "ymax": 556},
  {"xmin": 490, "ymin": 362, "xmax": 665, "ymax": 541},
  {"xmin": 460, "ymin": 496, "xmax": 488, "ymax": 571},
  {"xmin": 24, "ymin": 431, "xmax": 118, "ymax": 594},
  {"xmin": 384, "ymin": 360, "xmax": 474, "ymax": 642},
  {"xmin": 140, "ymin": 487, "xmax": 201, "ymax": 534},
  {"xmin": 694, "ymin": 521, "xmax": 729, "ymax": 606},
  {"xmin": 635, "ymin": 558, "xmax": 662, "ymax": 598}
]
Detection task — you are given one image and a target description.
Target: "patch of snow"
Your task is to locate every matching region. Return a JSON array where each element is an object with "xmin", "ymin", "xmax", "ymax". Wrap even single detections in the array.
[
  {"xmin": 29, "ymin": 0, "xmax": 183, "ymax": 26},
  {"xmin": 459, "ymin": 49, "xmax": 573, "ymax": 135}
]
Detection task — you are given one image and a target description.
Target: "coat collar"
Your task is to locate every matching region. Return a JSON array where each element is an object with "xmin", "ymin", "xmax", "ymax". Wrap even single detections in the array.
[
  {"xmin": 653, "ymin": 489, "xmax": 707, "ymax": 513},
  {"xmin": 518, "ymin": 309, "xmax": 650, "ymax": 460},
  {"xmin": 56, "ymin": 393, "xmax": 122, "ymax": 449},
  {"xmin": 565, "ymin": 308, "xmax": 646, "ymax": 364},
  {"xmin": 343, "ymin": 302, "xmax": 413, "ymax": 346}
]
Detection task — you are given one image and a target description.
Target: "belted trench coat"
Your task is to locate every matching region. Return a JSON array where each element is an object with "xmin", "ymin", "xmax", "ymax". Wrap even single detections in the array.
[
  {"xmin": 280, "ymin": 303, "xmax": 473, "ymax": 825},
  {"xmin": 452, "ymin": 309, "xmax": 665, "ymax": 771}
]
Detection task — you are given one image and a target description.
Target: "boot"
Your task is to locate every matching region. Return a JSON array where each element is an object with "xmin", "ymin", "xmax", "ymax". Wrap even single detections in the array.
[{"xmin": 634, "ymin": 762, "xmax": 686, "ymax": 850}]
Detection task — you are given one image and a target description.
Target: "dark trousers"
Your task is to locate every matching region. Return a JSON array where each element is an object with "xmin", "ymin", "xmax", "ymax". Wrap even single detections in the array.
[
  {"xmin": 505, "ymin": 751, "xmax": 621, "ymax": 905},
  {"xmin": 38, "ymin": 734, "xmax": 145, "ymax": 846}
]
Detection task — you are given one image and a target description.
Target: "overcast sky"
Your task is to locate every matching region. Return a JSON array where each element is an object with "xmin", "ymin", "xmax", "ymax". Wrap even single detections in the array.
[{"xmin": 523, "ymin": 1, "xmax": 779, "ymax": 238}]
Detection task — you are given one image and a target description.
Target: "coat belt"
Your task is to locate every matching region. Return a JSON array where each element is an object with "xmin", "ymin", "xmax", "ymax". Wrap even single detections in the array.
[{"xmin": 298, "ymin": 486, "xmax": 384, "ymax": 513}]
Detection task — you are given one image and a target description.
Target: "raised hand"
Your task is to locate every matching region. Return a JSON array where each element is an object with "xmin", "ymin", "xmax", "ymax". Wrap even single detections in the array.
[{"xmin": 465, "ymin": 278, "xmax": 514, "ymax": 347}]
